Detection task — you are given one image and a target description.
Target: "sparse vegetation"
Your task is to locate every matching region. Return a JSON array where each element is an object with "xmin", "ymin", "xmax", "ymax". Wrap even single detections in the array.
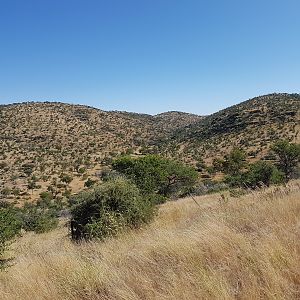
[{"xmin": 0, "ymin": 94, "xmax": 299, "ymax": 299}]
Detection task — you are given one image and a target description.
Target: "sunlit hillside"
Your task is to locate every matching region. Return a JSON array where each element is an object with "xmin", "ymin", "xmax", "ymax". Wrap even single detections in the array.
[
  {"xmin": 1, "ymin": 181, "xmax": 299, "ymax": 300},
  {"xmin": 1, "ymin": 93, "xmax": 299, "ymax": 205}
]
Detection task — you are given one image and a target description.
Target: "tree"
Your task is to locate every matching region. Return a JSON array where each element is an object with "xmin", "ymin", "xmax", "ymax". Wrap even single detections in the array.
[
  {"xmin": 112, "ymin": 155, "xmax": 198, "ymax": 200},
  {"xmin": 243, "ymin": 161, "xmax": 284, "ymax": 188},
  {"xmin": 271, "ymin": 140, "xmax": 300, "ymax": 180},
  {"xmin": 222, "ymin": 148, "xmax": 247, "ymax": 176}
]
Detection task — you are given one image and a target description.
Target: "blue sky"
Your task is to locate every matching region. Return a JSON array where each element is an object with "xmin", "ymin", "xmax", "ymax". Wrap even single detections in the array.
[{"xmin": 0, "ymin": 0, "xmax": 299, "ymax": 115}]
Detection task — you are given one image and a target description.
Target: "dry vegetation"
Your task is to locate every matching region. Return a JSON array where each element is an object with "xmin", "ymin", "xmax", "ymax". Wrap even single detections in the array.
[
  {"xmin": 1, "ymin": 181, "xmax": 299, "ymax": 300},
  {"xmin": 159, "ymin": 93, "xmax": 300, "ymax": 164},
  {"xmin": 0, "ymin": 102, "xmax": 201, "ymax": 204},
  {"xmin": 0, "ymin": 93, "xmax": 299, "ymax": 203}
]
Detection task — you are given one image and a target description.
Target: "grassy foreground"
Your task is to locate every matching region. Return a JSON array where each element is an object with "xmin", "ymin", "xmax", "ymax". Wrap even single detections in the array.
[{"xmin": 1, "ymin": 182, "xmax": 300, "ymax": 299}]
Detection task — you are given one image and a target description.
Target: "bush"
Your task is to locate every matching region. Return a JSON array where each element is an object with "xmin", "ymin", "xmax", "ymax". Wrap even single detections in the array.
[
  {"xmin": 21, "ymin": 205, "xmax": 58, "ymax": 234},
  {"xmin": 112, "ymin": 155, "xmax": 198, "ymax": 200},
  {"xmin": 243, "ymin": 161, "xmax": 284, "ymax": 188},
  {"xmin": 0, "ymin": 203, "xmax": 22, "ymax": 258},
  {"xmin": 217, "ymin": 148, "xmax": 247, "ymax": 176},
  {"xmin": 84, "ymin": 178, "xmax": 96, "ymax": 188},
  {"xmin": 70, "ymin": 178, "xmax": 156, "ymax": 240},
  {"xmin": 271, "ymin": 140, "xmax": 300, "ymax": 180}
]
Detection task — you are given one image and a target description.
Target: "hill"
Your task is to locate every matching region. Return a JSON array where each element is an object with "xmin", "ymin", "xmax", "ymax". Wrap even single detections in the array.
[
  {"xmin": 0, "ymin": 93, "xmax": 299, "ymax": 203},
  {"xmin": 1, "ymin": 181, "xmax": 299, "ymax": 299},
  {"xmin": 0, "ymin": 102, "xmax": 201, "ymax": 203},
  {"xmin": 156, "ymin": 93, "xmax": 300, "ymax": 163}
]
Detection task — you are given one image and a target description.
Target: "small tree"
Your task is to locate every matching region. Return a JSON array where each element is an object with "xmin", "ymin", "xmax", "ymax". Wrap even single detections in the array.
[
  {"xmin": 243, "ymin": 161, "xmax": 284, "ymax": 188},
  {"xmin": 222, "ymin": 148, "xmax": 247, "ymax": 176},
  {"xmin": 271, "ymin": 140, "xmax": 300, "ymax": 180},
  {"xmin": 112, "ymin": 155, "xmax": 198, "ymax": 200}
]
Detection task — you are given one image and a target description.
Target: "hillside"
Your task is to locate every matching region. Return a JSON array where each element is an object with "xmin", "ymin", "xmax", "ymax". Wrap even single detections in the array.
[
  {"xmin": 0, "ymin": 102, "xmax": 201, "ymax": 203},
  {"xmin": 0, "ymin": 93, "xmax": 299, "ymax": 204},
  {"xmin": 1, "ymin": 181, "xmax": 299, "ymax": 299},
  {"xmin": 157, "ymin": 93, "xmax": 300, "ymax": 163}
]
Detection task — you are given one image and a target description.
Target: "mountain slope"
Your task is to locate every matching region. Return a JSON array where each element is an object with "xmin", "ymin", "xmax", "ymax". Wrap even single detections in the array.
[
  {"xmin": 0, "ymin": 93, "xmax": 299, "ymax": 203},
  {"xmin": 0, "ymin": 102, "xmax": 201, "ymax": 203},
  {"xmin": 156, "ymin": 93, "xmax": 300, "ymax": 163}
]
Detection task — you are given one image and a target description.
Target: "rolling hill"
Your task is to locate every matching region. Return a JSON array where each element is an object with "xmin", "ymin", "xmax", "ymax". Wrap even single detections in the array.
[
  {"xmin": 0, "ymin": 102, "xmax": 202, "ymax": 203},
  {"xmin": 0, "ymin": 93, "xmax": 299, "ymax": 203},
  {"xmin": 156, "ymin": 93, "xmax": 300, "ymax": 163}
]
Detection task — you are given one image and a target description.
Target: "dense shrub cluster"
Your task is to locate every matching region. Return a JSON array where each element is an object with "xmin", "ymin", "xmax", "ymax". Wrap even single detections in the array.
[
  {"xmin": 0, "ymin": 202, "xmax": 22, "ymax": 259},
  {"xmin": 218, "ymin": 140, "xmax": 299, "ymax": 188},
  {"xmin": 70, "ymin": 178, "xmax": 155, "ymax": 240}
]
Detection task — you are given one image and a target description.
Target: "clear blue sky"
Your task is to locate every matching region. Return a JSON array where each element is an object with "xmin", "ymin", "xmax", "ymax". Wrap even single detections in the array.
[{"xmin": 0, "ymin": 0, "xmax": 299, "ymax": 115}]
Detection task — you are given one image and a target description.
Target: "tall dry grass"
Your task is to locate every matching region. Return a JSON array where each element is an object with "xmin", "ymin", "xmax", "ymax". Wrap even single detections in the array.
[{"xmin": 1, "ymin": 182, "xmax": 300, "ymax": 300}]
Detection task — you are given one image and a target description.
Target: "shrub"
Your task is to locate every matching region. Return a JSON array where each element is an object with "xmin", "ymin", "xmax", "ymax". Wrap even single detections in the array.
[
  {"xmin": 84, "ymin": 178, "xmax": 96, "ymax": 188},
  {"xmin": 112, "ymin": 155, "xmax": 198, "ymax": 200},
  {"xmin": 271, "ymin": 140, "xmax": 300, "ymax": 180},
  {"xmin": 243, "ymin": 161, "xmax": 284, "ymax": 188},
  {"xmin": 60, "ymin": 174, "xmax": 73, "ymax": 184},
  {"xmin": 70, "ymin": 178, "xmax": 155, "ymax": 240},
  {"xmin": 220, "ymin": 148, "xmax": 247, "ymax": 176},
  {"xmin": 21, "ymin": 205, "xmax": 58, "ymax": 234},
  {"xmin": 0, "ymin": 203, "xmax": 22, "ymax": 258}
]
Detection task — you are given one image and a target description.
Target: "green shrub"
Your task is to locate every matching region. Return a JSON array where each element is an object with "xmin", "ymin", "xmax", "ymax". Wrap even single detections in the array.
[
  {"xmin": 70, "ymin": 178, "xmax": 155, "ymax": 240},
  {"xmin": 112, "ymin": 155, "xmax": 198, "ymax": 199},
  {"xmin": 21, "ymin": 205, "xmax": 58, "ymax": 234},
  {"xmin": 219, "ymin": 148, "xmax": 247, "ymax": 176},
  {"xmin": 60, "ymin": 174, "xmax": 73, "ymax": 184},
  {"xmin": 271, "ymin": 140, "xmax": 300, "ymax": 180},
  {"xmin": 84, "ymin": 178, "xmax": 96, "ymax": 188},
  {"xmin": 243, "ymin": 161, "xmax": 284, "ymax": 188},
  {"xmin": 0, "ymin": 203, "xmax": 22, "ymax": 258}
]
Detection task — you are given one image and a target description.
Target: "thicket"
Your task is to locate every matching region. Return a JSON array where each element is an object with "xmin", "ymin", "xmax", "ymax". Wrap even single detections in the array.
[
  {"xmin": 70, "ymin": 178, "xmax": 155, "ymax": 240},
  {"xmin": 70, "ymin": 155, "xmax": 198, "ymax": 240},
  {"xmin": 112, "ymin": 155, "xmax": 198, "ymax": 202},
  {"xmin": 215, "ymin": 140, "xmax": 299, "ymax": 188}
]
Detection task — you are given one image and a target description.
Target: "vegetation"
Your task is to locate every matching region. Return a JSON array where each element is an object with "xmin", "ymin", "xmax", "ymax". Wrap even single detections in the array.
[
  {"xmin": 0, "ymin": 94, "xmax": 299, "ymax": 299},
  {"xmin": 1, "ymin": 182, "xmax": 299, "ymax": 299},
  {"xmin": 112, "ymin": 155, "xmax": 198, "ymax": 201},
  {"xmin": 242, "ymin": 161, "xmax": 284, "ymax": 188},
  {"xmin": 70, "ymin": 178, "xmax": 156, "ymax": 240},
  {"xmin": 0, "ymin": 203, "xmax": 22, "ymax": 259},
  {"xmin": 20, "ymin": 204, "xmax": 58, "ymax": 234},
  {"xmin": 271, "ymin": 139, "xmax": 300, "ymax": 180},
  {"xmin": 0, "ymin": 93, "xmax": 299, "ymax": 204}
]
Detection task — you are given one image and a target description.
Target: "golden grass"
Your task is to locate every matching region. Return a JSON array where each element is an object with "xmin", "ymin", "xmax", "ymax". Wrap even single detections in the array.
[{"xmin": 1, "ymin": 182, "xmax": 300, "ymax": 299}]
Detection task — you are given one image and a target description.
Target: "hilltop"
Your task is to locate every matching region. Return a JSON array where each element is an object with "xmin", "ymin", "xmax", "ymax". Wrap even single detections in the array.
[{"xmin": 0, "ymin": 93, "xmax": 299, "ymax": 203}]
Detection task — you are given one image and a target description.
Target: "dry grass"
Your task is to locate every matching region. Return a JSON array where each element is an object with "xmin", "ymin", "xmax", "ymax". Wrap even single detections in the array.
[{"xmin": 1, "ymin": 182, "xmax": 300, "ymax": 299}]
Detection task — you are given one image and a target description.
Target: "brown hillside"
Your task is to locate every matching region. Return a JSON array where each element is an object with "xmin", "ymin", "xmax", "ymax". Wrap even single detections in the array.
[
  {"xmin": 0, "ymin": 102, "xmax": 201, "ymax": 203},
  {"xmin": 156, "ymin": 93, "xmax": 300, "ymax": 164}
]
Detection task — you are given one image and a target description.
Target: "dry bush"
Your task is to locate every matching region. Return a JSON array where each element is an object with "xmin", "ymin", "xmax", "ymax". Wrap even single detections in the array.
[{"xmin": 0, "ymin": 181, "xmax": 300, "ymax": 299}]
